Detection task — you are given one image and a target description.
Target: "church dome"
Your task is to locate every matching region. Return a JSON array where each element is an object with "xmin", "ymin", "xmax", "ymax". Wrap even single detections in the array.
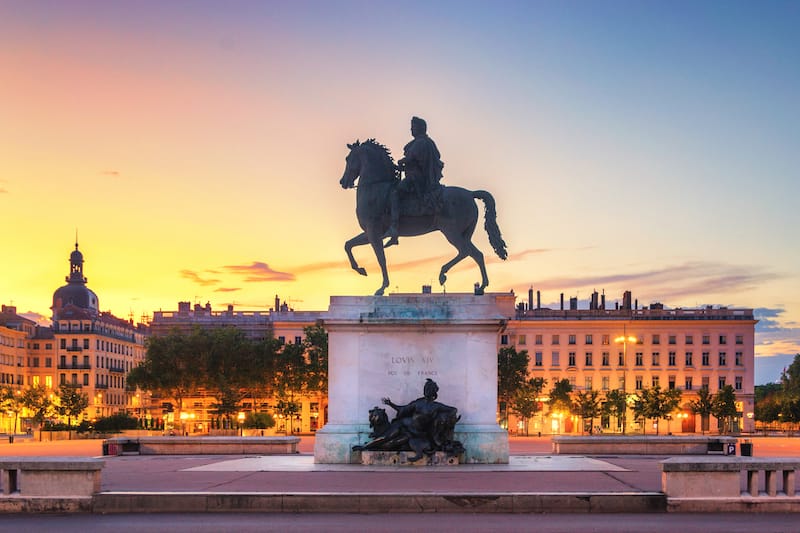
[{"xmin": 52, "ymin": 242, "xmax": 99, "ymax": 320}]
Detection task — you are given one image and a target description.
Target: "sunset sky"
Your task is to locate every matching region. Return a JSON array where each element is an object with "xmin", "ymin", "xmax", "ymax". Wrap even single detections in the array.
[{"xmin": 2, "ymin": 1, "xmax": 798, "ymax": 383}]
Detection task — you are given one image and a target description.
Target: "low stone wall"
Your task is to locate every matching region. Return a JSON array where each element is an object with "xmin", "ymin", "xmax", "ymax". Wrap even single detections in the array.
[
  {"xmin": 552, "ymin": 435, "xmax": 738, "ymax": 455},
  {"xmin": 661, "ymin": 456, "xmax": 800, "ymax": 512},
  {"xmin": 103, "ymin": 436, "xmax": 300, "ymax": 455},
  {"xmin": 0, "ymin": 457, "xmax": 104, "ymax": 512}
]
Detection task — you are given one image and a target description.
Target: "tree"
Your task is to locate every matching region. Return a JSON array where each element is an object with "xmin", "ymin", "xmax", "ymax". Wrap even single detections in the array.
[
  {"xmin": 712, "ymin": 385, "xmax": 738, "ymax": 434},
  {"xmin": 755, "ymin": 383, "xmax": 783, "ymax": 424},
  {"xmin": 780, "ymin": 354, "xmax": 800, "ymax": 427},
  {"xmin": 632, "ymin": 386, "xmax": 682, "ymax": 435},
  {"xmin": 202, "ymin": 327, "xmax": 257, "ymax": 427},
  {"xmin": 0, "ymin": 385, "xmax": 24, "ymax": 435},
  {"xmin": 128, "ymin": 329, "xmax": 204, "ymax": 416},
  {"xmin": 56, "ymin": 383, "xmax": 89, "ymax": 435},
  {"xmin": 243, "ymin": 411, "xmax": 276, "ymax": 430},
  {"xmin": 303, "ymin": 324, "xmax": 328, "ymax": 397},
  {"xmin": 22, "ymin": 385, "xmax": 54, "ymax": 441},
  {"xmin": 497, "ymin": 347, "xmax": 530, "ymax": 428},
  {"xmin": 603, "ymin": 389, "xmax": 628, "ymax": 434},
  {"xmin": 573, "ymin": 389, "xmax": 602, "ymax": 434},
  {"xmin": 508, "ymin": 377, "xmax": 546, "ymax": 436},
  {"xmin": 688, "ymin": 387, "xmax": 714, "ymax": 434},
  {"xmin": 273, "ymin": 342, "xmax": 308, "ymax": 434},
  {"xmin": 549, "ymin": 379, "xmax": 573, "ymax": 415}
]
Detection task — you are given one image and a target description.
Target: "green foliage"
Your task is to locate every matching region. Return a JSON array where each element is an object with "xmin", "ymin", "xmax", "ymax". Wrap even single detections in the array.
[
  {"xmin": 243, "ymin": 411, "xmax": 276, "ymax": 429},
  {"xmin": 780, "ymin": 354, "xmax": 800, "ymax": 424},
  {"xmin": 688, "ymin": 386, "xmax": 714, "ymax": 434},
  {"xmin": 548, "ymin": 379, "xmax": 574, "ymax": 414},
  {"xmin": 302, "ymin": 324, "xmax": 329, "ymax": 396},
  {"xmin": 127, "ymin": 323, "xmax": 330, "ymax": 432},
  {"xmin": 0, "ymin": 385, "xmax": 24, "ymax": 433},
  {"xmin": 128, "ymin": 329, "xmax": 205, "ymax": 411},
  {"xmin": 572, "ymin": 389, "xmax": 602, "ymax": 434},
  {"xmin": 42, "ymin": 421, "xmax": 72, "ymax": 431},
  {"xmin": 508, "ymin": 377, "xmax": 547, "ymax": 436},
  {"xmin": 56, "ymin": 383, "xmax": 89, "ymax": 427},
  {"xmin": 603, "ymin": 389, "xmax": 628, "ymax": 434},
  {"xmin": 22, "ymin": 385, "xmax": 54, "ymax": 426},
  {"xmin": 712, "ymin": 385, "xmax": 738, "ymax": 434},
  {"xmin": 631, "ymin": 386, "xmax": 682, "ymax": 435},
  {"xmin": 94, "ymin": 413, "xmax": 139, "ymax": 432},
  {"xmin": 497, "ymin": 346, "xmax": 530, "ymax": 419}
]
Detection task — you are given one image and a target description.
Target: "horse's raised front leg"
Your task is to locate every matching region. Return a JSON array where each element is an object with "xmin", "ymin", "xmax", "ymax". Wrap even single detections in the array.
[
  {"xmin": 367, "ymin": 227, "xmax": 390, "ymax": 295},
  {"xmin": 438, "ymin": 251, "xmax": 467, "ymax": 287},
  {"xmin": 344, "ymin": 233, "xmax": 370, "ymax": 276}
]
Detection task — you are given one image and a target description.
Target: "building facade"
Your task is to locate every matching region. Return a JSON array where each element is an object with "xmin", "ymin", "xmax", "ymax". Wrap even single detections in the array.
[
  {"xmin": 1, "ymin": 243, "xmax": 149, "ymax": 433},
  {"xmin": 502, "ymin": 290, "xmax": 757, "ymax": 434}
]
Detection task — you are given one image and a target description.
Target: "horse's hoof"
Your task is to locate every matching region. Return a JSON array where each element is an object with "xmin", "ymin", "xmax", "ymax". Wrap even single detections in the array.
[
  {"xmin": 356, "ymin": 267, "xmax": 367, "ymax": 276},
  {"xmin": 439, "ymin": 273, "xmax": 447, "ymax": 285},
  {"xmin": 374, "ymin": 288, "xmax": 385, "ymax": 296}
]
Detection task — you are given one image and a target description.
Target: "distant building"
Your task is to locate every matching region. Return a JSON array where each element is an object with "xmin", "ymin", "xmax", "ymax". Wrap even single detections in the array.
[
  {"xmin": 502, "ymin": 289, "xmax": 756, "ymax": 434},
  {"xmin": 24, "ymin": 242, "xmax": 149, "ymax": 424}
]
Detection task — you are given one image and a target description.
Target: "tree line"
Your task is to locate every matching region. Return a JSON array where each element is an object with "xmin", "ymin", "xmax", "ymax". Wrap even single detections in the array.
[
  {"xmin": 498, "ymin": 346, "xmax": 740, "ymax": 435},
  {"xmin": 127, "ymin": 324, "xmax": 328, "ymax": 429},
  {"xmin": 0, "ymin": 383, "xmax": 89, "ymax": 439},
  {"xmin": 755, "ymin": 353, "xmax": 800, "ymax": 428}
]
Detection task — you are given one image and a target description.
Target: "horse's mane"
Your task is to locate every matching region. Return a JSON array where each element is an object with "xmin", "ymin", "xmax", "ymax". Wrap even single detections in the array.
[{"xmin": 350, "ymin": 138, "xmax": 400, "ymax": 179}]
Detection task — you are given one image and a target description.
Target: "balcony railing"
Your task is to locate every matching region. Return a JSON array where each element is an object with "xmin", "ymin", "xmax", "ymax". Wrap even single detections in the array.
[{"xmin": 57, "ymin": 363, "xmax": 91, "ymax": 370}]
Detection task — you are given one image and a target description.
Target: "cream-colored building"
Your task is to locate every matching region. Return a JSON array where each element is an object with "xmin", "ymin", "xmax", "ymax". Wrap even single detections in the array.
[
  {"xmin": 502, "ymin": 290, "xmax": 756, "ymax": 435},
  {"xmin": 24, "ymin": 243, "xmax": 148, "ymax": 426}
]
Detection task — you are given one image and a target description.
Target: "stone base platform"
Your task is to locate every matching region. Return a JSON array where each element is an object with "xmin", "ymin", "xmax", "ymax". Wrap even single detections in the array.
[{"xmin": 359, "ymin": 451, "xmax": 461, "ymax": 466}]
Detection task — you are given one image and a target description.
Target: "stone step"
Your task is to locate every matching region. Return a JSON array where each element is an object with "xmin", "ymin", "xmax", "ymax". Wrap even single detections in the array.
[{"xmin": 92, "ymin": 491, "xmax": 666, "ymax": 514}]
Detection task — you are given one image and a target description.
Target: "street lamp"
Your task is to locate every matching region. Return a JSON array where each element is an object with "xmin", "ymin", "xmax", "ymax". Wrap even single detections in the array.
[{"xmin": 237, "ymin": 411, "xmax": 245, "ymax": 436}]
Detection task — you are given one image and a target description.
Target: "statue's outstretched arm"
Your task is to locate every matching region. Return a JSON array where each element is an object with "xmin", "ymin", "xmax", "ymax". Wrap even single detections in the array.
[{"xmin": 382, "ymin": 397, "xmax": 401, "ymax": 411}]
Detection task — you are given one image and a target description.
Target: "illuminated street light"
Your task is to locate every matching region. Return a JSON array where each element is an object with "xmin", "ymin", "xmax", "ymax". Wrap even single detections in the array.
[{"xmin": 237, "ymin": 411, "xmax": 245, "ymax": 436}]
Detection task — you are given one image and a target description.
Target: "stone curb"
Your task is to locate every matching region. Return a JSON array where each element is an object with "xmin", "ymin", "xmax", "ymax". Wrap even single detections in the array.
[{"xmin": 92, "ymin": 491, "xmax": 666, "ymax": 514}]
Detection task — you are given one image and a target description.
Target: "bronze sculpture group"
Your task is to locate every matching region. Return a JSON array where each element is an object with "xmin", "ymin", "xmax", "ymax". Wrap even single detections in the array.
[
  {"xmin": 339, "ymin": 117, "xmax": 507, "ymax": 296},
  {"xmin": 353, "ymin": 379, "xmax": 464, "ymax": 462}
]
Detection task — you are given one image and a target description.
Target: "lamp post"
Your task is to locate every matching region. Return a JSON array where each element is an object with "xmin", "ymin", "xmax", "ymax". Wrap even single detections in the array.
[
  {"xmin": 615, "ymin": 328, "xmax": 636, "ymax": 432},
  {"xmin": 237, "ymin": 411, "xmax": 245, "ymax": 436}
]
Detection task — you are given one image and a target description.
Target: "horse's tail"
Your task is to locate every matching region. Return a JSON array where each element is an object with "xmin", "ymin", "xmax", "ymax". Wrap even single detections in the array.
[{"xmin": 472, "ymin": 190, "xmax": 508, "ymax": 260}]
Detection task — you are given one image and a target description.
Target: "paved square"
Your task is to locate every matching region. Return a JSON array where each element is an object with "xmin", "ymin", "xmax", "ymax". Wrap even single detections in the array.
[{"xmin": 184, "ymin": 454, "xmax": 628, "ymax": 472}]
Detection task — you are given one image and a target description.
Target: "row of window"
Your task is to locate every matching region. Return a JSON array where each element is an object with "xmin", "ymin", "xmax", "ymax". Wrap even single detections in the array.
[
  {"xmin": 562, "ymin": 374, "xmax": 744, "ymax": 392},
  {"xmin": 0, "ymin": 373, "xmax": 22, "ymax": 385},
  {"xmin": 0, "ymin": 335, "xmax": 24, "ymax": 348},
  {"xmin": 57, "ymin": 337, "xmax": 137, "ymax": 356},
  {"xmin": 54, "ymin": 372, "xmax": 126, "ymax": 390},
  {"xmin": 504, "ymin": 334, "xmax": 746, "ymax": 346},
  {"xmin": 532, "ymin": 351, "xmax": 745, "ymax": 368},
  {"xmin": 29, "ymin": 343, "xmax": 54, "ymax": 350}
]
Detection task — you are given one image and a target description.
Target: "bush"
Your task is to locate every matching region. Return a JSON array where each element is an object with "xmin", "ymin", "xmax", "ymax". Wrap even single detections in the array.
[
  {"xmin": 76, "ymin": 420, "xmax": 94, "ymax": 434},
  {"xmin": 94, "ymin": 413, "xmax": 139, "ymax": 433},
  {"xmin": 42, "ymin": 421, "xmax": 72, "ymax": 431},
  {"xmin": 243, "ymin": 411, "xmax": 276, "ymax": 429}
]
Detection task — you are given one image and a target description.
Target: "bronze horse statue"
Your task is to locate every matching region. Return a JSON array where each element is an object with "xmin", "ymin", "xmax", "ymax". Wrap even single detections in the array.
[{"xmin": 339, "ymin": 139, "xmax": 507, "ymax": 295}]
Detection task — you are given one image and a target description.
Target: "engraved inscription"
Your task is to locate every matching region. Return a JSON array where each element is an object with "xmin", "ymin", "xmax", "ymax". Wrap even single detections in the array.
[{"xmin": 387, "ymin": 354, "xmax": 437, "ymax": 377}]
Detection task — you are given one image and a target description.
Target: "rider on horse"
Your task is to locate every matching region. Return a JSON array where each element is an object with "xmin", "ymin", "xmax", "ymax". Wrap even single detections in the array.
[{"xmin": 385, "ymin": 116, "xmax": 445, "ymax": 247}]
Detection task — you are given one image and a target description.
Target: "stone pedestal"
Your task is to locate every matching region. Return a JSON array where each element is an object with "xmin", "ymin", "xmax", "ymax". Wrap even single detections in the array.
[{"xmin": 314, "ymin": 293, "xmax": 513, "ymax": 464}]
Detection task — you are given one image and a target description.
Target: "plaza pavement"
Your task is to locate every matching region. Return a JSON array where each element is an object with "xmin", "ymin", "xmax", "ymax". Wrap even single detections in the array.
[{"xmin": 1, "ymin": 435, "xmax": 798, "ymax": 514}]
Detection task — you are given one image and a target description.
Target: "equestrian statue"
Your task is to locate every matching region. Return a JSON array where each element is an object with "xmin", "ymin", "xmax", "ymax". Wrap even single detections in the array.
[{"xmin": 339, "ymin": 117, "xmax": 507, "ymax": 296}]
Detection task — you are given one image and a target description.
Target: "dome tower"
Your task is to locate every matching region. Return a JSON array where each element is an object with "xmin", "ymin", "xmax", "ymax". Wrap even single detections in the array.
[{"xmin": 52, "ymin": 240, "xmax": 99, "ymax": 321}]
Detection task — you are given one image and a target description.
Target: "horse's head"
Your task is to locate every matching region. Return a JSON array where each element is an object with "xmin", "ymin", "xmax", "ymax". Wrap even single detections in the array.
[
  {"xmin": 340, "ymin": 139, "xmax": 398, "ymax": 190},
  {"xmin": 339, "ymin": 140, "xmax": 362, "ymax": 189}
]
